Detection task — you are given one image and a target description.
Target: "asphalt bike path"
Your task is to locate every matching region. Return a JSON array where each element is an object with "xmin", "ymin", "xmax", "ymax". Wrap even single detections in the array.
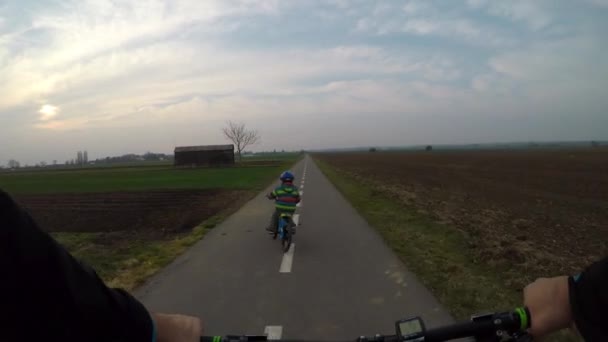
[{"xmin": 137, "ymin": 156, "xmax": 453, "ymax": 340}]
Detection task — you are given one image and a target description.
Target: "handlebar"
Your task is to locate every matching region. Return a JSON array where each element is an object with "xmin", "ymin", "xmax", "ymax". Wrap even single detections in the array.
[
  {"xmin": 200, "ymin": 308, "xmax": 532, "ymax": 342},
  {"xmin": 201, "ymin": 337, "xmax": 269, "ymax": 342},
  {"xmin": 421, "ymin": 309, "xmax": 531, "ymax": 341}
]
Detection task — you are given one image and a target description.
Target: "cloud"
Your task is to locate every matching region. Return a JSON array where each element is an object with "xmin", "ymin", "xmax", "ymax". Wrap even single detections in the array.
[
  {"xmin": 585, "ymin": 0, "xmax": 608, "ymax": 8},
  {"xmin": 353, "ymin": 2, "xmax": 516, "ymax": 47},
  {"xmin": 488, "ymin": 38, "xmax": 607, "ymax": 82},
  {"xmin": 473, "ymin": 36, "xmax": 608, "ymax": 115},
  {"xmin": 0, "ymin": 0, "xmax": 285, "ymax": 109},
  {"xmin": 468, "ymin": 0, "xmax": 552, "ymax": 30},
  {"xmin": 402, "ymin": 18, "xmax": 481, "ymax": 39},
  {"xmin": 2, "ymin": 35, "xmax": 464, "ymax": 130},
  {"xmin": 466, "ymin": 0, "xmax": 487, "ymax": 9},
  {"xmin": 402, "ymin": 1, "xmax": 430, "ymax": 15}
]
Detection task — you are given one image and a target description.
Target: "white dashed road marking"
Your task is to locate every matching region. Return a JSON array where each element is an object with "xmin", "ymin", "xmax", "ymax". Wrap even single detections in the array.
[
  {"xmin": 279, "ymin": 243, "xmax": 295, "ymax": 273},
  {"xmin": 264, "ymin": 326, "xmax": 283, "ymax": 340},
  {"xmin": 293, "ymin": 214, "xmax": 300, "ymax": 225}
]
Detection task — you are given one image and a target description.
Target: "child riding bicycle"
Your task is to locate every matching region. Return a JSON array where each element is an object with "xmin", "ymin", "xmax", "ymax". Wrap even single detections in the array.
[{"xmin": 266, "ymin": 171, "xmax": 300, "ymax": 233}]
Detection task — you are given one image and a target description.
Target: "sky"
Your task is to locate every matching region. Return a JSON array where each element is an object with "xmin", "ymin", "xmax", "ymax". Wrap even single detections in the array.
[{"xmin": 1, "ymin": 0, "xmax": 607, "ymax": 164}]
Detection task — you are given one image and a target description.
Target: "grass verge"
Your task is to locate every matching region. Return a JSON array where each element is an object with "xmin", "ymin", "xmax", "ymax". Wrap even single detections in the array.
[
  {"xmin": 315, "ymin": 159, "xmax": 579, "ymax": 341},
  {"xmin": 53, "ymin": 210, "xmax": 231, "ymax": 291}
]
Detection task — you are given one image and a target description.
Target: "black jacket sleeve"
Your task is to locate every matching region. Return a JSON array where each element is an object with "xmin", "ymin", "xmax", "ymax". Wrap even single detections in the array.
[
  {"xmin": 0, "ymin": 190, "xmax": 154, "ymax": 342},
  {"xmin": 569, "ymin": 257, "xmax": 608, "ymax": 342}
]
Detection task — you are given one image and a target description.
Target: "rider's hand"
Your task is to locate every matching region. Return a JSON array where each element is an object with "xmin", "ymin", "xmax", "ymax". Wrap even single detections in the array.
[
  {"xmin": 153, "ymin": 313, "xmax": 203, "ymax": 342},
  {"xmin": 524, "ymin": 276, "xmax": 573, "ymax": 338}
]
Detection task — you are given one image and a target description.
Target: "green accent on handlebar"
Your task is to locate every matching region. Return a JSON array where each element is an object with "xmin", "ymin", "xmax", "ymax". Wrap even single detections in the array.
[
  {"xmin": 213, "ymin": 336, "xmax": 222, "ymax": 342},
  {"xmin": 515, "ymin": 307, "xmax": 528, "ymax": 330}
]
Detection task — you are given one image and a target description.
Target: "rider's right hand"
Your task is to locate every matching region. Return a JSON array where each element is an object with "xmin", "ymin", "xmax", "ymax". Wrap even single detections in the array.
[
  {"xmin": 523, "ymin": 276, "xmax": 574, "ymax": 338},
  {"xmin": 153, "ymin": 313, "xmax": 204, "ymax": 342}
]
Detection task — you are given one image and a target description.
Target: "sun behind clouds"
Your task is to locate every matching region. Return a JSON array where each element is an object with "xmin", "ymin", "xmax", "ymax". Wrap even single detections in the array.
[{"xmin": 39, "ymin": 105, "xmax": 59, "ymax": 121}]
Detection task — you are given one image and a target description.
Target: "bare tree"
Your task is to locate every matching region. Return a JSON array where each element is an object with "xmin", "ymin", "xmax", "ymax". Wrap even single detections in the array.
[
  {"xmin": 222, "ymin": 121, "xmax": 260, "ymax": 161},
  {"xmin": 7, "ymin": 159, "xmax": 20, "ymax": 169}
]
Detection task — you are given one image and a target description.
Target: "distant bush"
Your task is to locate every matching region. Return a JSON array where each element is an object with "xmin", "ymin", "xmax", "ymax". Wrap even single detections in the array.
[
  {"xmin": 369, "ymin": 147, "xmax": 377, "ymax": 152},
  {"xmin": 425, "ymin": 145, "xmax": 433, "ymax": 151}
]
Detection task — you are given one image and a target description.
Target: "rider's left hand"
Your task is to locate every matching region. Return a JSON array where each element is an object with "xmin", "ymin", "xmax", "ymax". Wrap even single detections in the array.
[
  {"xmin": 153, "ymin": 313, "xmax": 204, "ymax": 342},
  {"xmin": 523, "ymin": 276, "xmax": 573, "ymax": 338}
]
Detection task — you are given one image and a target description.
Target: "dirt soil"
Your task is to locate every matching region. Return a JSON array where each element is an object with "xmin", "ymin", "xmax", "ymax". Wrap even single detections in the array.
[
  {"xmin": 317, "ymin": 148, "xmax": 608, "ymax": 286},
  {"xmin": 16, "ymin": 189, "xmax": 248, "ymax": 237}
]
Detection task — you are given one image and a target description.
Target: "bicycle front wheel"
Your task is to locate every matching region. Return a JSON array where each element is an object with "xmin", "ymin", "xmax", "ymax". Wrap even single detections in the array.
[{"xmin": 282, "ymin": 230, "xmax": 292, "ymax": 253}]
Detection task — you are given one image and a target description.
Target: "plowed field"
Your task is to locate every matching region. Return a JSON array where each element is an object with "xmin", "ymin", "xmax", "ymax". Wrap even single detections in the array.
[
  {"xmin": 317, "ymin": 148, "xmax": 608, "ymax": 282},
  {"xmin": 16, "ymin": 189, "xmax": 246, "ymax": 235}
]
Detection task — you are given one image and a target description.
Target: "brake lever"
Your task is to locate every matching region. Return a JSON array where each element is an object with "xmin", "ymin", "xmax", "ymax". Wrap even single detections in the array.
[
  {"xmin": 512, "ymin": 332, "xmax": 533, "ymax": 342},
  {"xmin": 475, "ymin": 331, "xmax": 532, "ymax": 342}
]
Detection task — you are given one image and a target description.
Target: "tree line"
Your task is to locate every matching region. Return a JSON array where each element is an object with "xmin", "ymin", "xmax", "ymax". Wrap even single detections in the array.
[
  {"xmin": 94, "ymin": 152, "xmax": 172, "ymax": 164},
  {"xmin": 4, "ymin": 151, "xmax": 173, "ymax": 169}
]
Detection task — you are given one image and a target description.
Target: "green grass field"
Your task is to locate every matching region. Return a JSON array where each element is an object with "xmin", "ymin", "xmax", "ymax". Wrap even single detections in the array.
[{"xmin": 0, "ymin": 164, "xmax": 290, "ymax": 194}]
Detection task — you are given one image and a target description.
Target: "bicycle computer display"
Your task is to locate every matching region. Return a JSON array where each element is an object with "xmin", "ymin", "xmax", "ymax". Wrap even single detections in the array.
[{"xmin": 396, "ymin": 317, "xmax": 425, "ymax": 340}]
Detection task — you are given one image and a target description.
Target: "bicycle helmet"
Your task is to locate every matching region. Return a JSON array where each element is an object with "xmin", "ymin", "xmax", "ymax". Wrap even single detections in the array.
[{"xmin": 280, "ymin": 171, "xmax": 295, "ymax": 182}]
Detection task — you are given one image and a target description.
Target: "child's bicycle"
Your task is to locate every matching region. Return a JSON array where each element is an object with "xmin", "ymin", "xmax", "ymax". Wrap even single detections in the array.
[
  {"xmin": 266, "ymin": 195, "xmax": 296, "ymax": 253},
  {"xmin": 273, "ymin": 212, "xmax": 295, "ymax": 253}
]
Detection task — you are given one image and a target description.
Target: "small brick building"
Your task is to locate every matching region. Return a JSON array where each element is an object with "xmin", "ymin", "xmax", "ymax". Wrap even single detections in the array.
[{"xmin": 174, "ymin": 145, "xmax": 235, "ymax": 167}]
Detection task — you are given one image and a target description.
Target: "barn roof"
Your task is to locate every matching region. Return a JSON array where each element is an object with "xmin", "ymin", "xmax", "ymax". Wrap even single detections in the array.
[{"xmin": 174, "ymin": 145, "xmax": 234, "ymax": 153}]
